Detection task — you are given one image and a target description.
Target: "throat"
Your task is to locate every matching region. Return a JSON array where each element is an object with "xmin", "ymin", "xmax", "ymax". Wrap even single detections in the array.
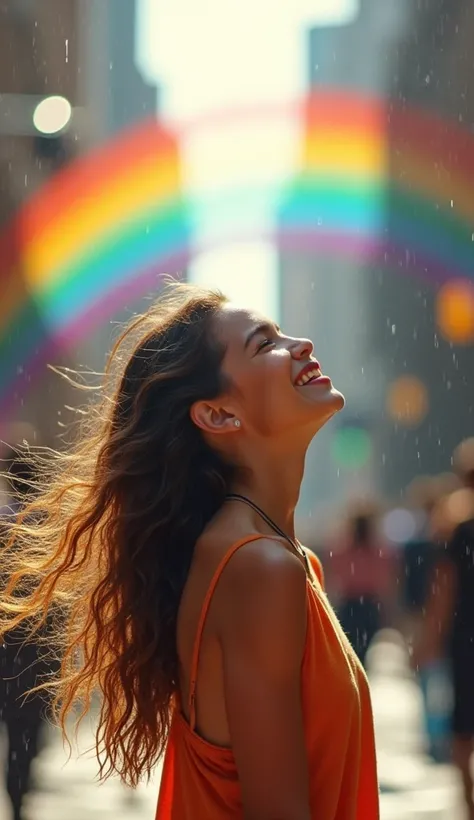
[
  {"xmin": 228, "ymin": 450, "xmax": 305, "ymax": 537},
  {"xmin": 226, "ymin": 491, "xmax": 297, "ymax": 544}
]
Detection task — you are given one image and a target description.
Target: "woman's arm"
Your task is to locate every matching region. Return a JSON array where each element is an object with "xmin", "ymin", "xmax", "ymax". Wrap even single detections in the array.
[{"xmin": 218, "ymin": 539, "xmax": 311, "ymax": 820}]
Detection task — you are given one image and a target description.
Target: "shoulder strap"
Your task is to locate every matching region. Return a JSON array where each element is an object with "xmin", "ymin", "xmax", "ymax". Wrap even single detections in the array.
[{"xmin": 188, "ymin": 533, "xmax": 268, "ymax": 730}]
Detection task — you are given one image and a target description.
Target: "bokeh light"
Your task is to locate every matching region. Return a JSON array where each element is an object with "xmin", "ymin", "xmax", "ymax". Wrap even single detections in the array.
[
  {"xmin": 331, "ymin": 425, "xmax": 372, "ymax": 470},
  {"xmin": 33, "ymin": 96, "xmax": 72, "ymax": 135},
  {"xmin": 382, "ymin": 507, "xmax": 418, "ymax": 544},
  {"xmin": 386, "ymin": 375, "xmax": 428, "ymax": 427},
  {"xmin": 446, "ymin": 488, "xmax": 474, "ymax": 526},
  {"xmin": 436, "ymin": 279, "xmax": 474, "ymax": 345}
]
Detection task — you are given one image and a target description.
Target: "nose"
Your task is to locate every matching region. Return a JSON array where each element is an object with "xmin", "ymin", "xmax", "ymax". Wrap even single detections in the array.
[{"xmin": 288, "ymin": 336, "xmax": 314, "ymax": 360}]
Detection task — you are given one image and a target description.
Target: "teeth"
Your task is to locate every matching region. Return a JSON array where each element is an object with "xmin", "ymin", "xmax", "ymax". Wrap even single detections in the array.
[{"xmin": 296, "ymin": 368, "xmax": 321, "ymax": 386}]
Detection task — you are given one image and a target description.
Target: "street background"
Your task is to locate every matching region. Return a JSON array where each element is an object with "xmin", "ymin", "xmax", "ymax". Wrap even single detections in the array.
[
  {"xmin": 1, "ymin": 1, "xmax": 474, "ymax": 818},
  {"xmin": 0, "ymin": 634, "xmax": 465, "ymax": 820}
]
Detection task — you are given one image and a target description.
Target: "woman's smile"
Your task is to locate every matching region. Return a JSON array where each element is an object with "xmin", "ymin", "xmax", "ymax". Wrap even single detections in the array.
[{"xmin": 294, "ymin": 360, "xmax": 333, "ymax": 389}]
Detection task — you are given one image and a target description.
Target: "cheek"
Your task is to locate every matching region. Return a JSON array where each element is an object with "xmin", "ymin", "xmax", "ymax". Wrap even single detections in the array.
[{"xmin": 240, "ymin": 358, "xmax": 295, "ymax": 430}]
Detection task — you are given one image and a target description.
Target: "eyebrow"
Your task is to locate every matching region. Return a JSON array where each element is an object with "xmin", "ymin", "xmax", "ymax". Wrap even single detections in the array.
[{"xmin": 244, "ymin": 322, "xmax": 280, "ymax": 350}]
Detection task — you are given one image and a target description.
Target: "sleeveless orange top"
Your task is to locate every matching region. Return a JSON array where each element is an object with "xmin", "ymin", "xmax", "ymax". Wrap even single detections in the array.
[{"xmin": 156, "ymin": 536, "xmax": 379, "ymax": 819}]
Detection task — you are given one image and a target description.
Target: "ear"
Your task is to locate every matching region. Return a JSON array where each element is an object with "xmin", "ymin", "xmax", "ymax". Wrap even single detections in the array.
[{"xmin": 190, "ymin": 400, "xmax": 240, "ymax": 435}]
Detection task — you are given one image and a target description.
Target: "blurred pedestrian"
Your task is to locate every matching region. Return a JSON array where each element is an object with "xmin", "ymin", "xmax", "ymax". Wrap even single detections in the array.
[
  {"xmin": 0, "ymin": 284, "xmax": 380, "ymax": 819},
  {"xmin": 415, "ymin": 439, "xmax": 474, "ymax": 817},
  {"xmin": 401, "ymin": 476, "xmax": 444, "ymax": 648},
  {"xmin": 401, "ymin": 475, "xmax": 457, "ymax": 763},
  {"xmin": 326, "ymin": 499, "xmax": 399, "ymax": 667},
  {"xmin": 0, "ymin": 442, "xmax": 54, "ymax": 820}
]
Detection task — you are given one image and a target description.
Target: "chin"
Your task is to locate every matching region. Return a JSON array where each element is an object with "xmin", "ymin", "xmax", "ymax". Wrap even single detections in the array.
[
  {"xmin": 312, "ymin": 386, "xmax": 345, "ymax": 430},
  {"xmin": 297, "ymin": 383, "xmax": 345, "ymax": 434},
  {"xmin": 331, "ymin": 387, "xmax": 346, "ymax": 411}
]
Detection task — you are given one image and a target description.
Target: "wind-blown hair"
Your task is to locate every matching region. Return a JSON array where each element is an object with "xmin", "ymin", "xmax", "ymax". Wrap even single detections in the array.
[{"xmin": 0, "ymin": 283, "xmax": 236, "ymax": 786}]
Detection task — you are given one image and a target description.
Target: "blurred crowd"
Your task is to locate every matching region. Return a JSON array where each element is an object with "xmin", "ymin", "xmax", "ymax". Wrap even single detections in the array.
[
  {"xmin": 2, "ymin": 431, "xmax": 474, "ymax": 818},
  {"xmin": 0, "ymin": 430, "xmax": 52, "ymax": 820},
  {"xmin": 319, "ymin": 437, "xmax": 474, "ymax": 818}
]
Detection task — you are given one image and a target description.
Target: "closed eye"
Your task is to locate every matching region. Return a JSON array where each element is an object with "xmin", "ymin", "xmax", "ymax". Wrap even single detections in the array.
[
  {"xmin": 257, "ymin": 339, "xmax": 275, "ymax": 353},
  {"xmin": 256, "ymin": 338, "xmax": 275, "ymax": 352}
]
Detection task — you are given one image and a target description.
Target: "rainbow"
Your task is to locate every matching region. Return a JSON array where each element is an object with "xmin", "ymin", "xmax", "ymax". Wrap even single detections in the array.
[
  {"xmin": 0, "ymin": 90, "xmax": 473, "ymax": 420},
  {"xmin": 0, "ymin": 118, "xmax": 191, "ymax": 420},
  {"xmin": 280, "ymin": 91, "xmax": 474, "ymax": 280}
]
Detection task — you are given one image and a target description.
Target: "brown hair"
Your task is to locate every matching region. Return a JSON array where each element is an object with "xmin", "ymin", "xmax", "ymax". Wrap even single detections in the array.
[{"xmin": 0, "ymin": 283, "xmax": 236, "ymax": 786}]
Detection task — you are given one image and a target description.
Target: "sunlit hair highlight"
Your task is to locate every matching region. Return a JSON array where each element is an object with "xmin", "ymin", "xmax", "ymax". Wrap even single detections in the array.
[{"xmin": 0, "ymin": 282, "xmax": 236, "ymax": 786}]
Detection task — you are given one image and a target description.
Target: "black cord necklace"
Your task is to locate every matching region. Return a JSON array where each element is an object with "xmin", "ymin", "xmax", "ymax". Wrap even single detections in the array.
[{"xmin": 225, "ymin": 492, "xmax": 311, "ymax": 574}]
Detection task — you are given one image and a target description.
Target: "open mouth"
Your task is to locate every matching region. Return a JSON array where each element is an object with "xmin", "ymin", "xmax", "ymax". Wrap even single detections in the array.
[
  {"xmin": 294, "ymin": 362, "xmax": 325, "ymax": 387},
  {"xmin": 295, "ymin": 368, "xmax": 322, "ymax": 386}
]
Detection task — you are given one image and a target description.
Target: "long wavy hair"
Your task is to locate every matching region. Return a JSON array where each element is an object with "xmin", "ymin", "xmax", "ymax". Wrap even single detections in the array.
[{"xmin": 0, "ymin": 283, "xmax": 237, "ymax": 786}]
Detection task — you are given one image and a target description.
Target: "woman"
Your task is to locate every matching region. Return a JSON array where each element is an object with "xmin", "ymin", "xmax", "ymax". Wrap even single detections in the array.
[{"xmin": 0, "ymin": 283, "xmax": 379, "ymax": 819}]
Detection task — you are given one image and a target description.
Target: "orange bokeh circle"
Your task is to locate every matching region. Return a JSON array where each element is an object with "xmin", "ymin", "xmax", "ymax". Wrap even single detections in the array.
[
  {"xmin": 386, "ymin": 375, "xmax": 429, "ymax": 427},
  {"xmin": 436, "ymin": 279, "xmax": 474, "ymax": 344}
]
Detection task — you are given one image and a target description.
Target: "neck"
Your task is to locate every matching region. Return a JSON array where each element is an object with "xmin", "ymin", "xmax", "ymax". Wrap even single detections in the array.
[{"xmin": 229, "ymin": 448, "xmax": 305, "ymax": 540}]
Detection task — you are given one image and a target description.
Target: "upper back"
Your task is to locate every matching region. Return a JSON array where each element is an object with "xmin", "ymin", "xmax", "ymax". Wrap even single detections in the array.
[{"xmin": 176, "ymin": 518, "xmax": 308, "ymax": 746}]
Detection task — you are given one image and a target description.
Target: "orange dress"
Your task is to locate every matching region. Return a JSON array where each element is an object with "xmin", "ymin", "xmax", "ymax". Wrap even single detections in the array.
[{"xmin": 156, "ymin": 535, "xmax": 379, "ymax": 819}]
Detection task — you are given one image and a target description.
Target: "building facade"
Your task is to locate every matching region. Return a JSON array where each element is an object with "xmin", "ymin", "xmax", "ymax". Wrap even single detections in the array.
[
  {"xmin": 370, "ymin": 0, "xmax": 474, "ymax": 495},
  {"xmin": 278, "ymin": 0, "xmax": 474, "ymax": 532},
  {"xmin": 0, "ymin": 0, "xmax": 81, "ymax": 443},
  {"xmin": 0, "ymin": 2, "xmax": 187, "ymax": 447}
]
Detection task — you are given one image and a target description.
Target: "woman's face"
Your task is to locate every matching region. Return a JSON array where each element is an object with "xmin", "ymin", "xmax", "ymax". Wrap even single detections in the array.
[{"xmin": 212, "ymin": 304, "xmax": 345, "ymax": 441}]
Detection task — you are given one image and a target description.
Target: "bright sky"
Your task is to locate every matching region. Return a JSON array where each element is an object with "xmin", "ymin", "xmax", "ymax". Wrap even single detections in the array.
[{"xmin": 137, "ymin": 0, "xmax": 358, "ymax": 318}]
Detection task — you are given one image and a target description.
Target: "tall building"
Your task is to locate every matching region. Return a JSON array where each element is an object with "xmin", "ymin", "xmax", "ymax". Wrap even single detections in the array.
[
  {"xmin": 77, "ymin": 0, "xmax": 159, "ymax": 147},
  {"xmin": 278, "ymin": 0, "xmax": 411, "ymax": 532},
  {"xmin": 0, "ymin": 2, "xmax": 186, "ymax": 446},
  {"xmin": 0, "ymin": 1, "xmax": 83, "ymax": 443},
  {"xmin": 369, "ymin": 0, "xmax": 474, "ymax": 495},
  {"xmin": 74, "ymin": 0, "xmax": 166, "ymax": 376},
  {"xmin": 278, "ymin": 0, "xmax": 474, "ymax": 531}
]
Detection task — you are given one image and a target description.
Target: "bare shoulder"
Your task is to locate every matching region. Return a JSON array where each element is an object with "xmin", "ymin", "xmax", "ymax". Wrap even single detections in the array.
[
  {"xmin": 216, "ymin": 537, "xmax": 307, "ymax": 634},
  {"xmin": 214, "ymin": 538, "xmax": 308, "ymax": 679},
  {"xmin": 198, "ymin": 510, "xmax": 307, "ymax": 594},
  {"xmin": 221, "ymin": 535, "xmax": 307, "ymax": 589}
]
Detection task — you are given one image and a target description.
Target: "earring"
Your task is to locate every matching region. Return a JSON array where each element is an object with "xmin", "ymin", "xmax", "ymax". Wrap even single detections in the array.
[{"xmin": 234, "ymin": 419, "xmax": 241, "ymax": 428}]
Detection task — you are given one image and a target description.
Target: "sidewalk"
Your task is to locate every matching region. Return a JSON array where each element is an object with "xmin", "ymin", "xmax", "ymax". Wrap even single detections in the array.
[
  {"xmin": 369, "ymin": 635, "xmax": 464, "ymax": 819},
  {"xmin": 0, "ymin": 634, "xmax": 466, "ymax": 819}
]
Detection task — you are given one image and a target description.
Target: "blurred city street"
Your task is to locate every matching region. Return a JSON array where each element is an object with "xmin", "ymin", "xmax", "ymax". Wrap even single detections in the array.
[
  {"xmin": 1, "ymin": 1, "xmax": 474, "ymax": 819},
  {"xmin": 0, "ymin": 633, "xmax": 465, "ymax": 820},
  {"xmin": 371, "ymin": 636, "xmax": 464, "ymax": 820}
]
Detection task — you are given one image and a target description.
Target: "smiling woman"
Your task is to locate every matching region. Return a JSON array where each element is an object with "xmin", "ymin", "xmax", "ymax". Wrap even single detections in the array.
[{"xmin": 0, "ymin": 282, "xmax": 379, "ymax": 820}]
